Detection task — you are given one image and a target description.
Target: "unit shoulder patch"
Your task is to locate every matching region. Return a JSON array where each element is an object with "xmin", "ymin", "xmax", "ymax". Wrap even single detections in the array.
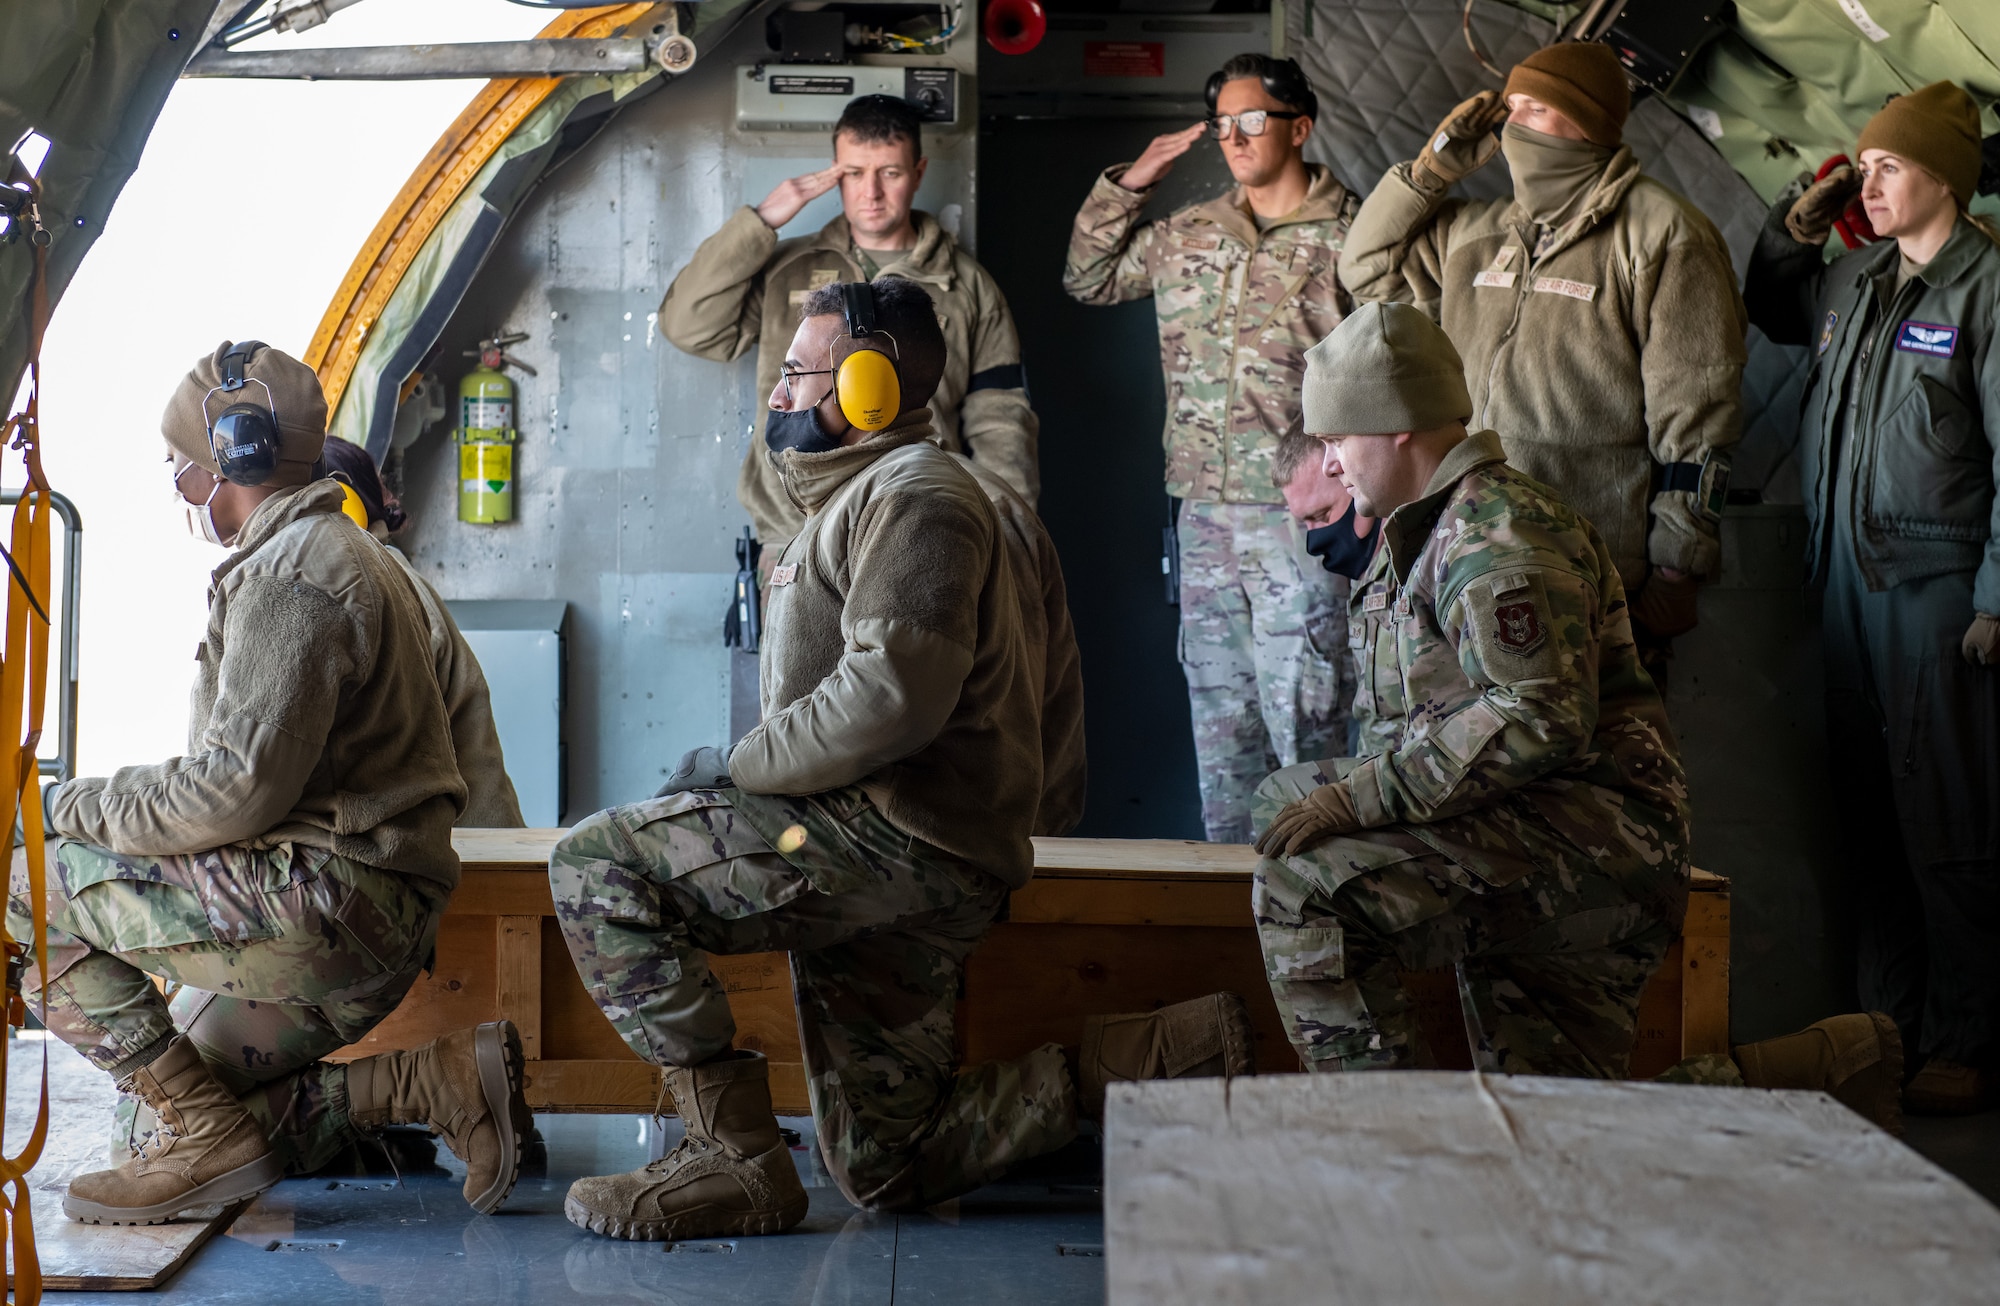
[
  {"xmin": 1818, "ymin": 310, "xmax": 1838, "ymax": 356},
  {"xmin": 1462, "ymin": 569, "xmax": 1563, "ymax": 684}
]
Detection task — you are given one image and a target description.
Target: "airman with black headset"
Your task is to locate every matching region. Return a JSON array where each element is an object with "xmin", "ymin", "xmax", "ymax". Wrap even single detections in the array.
[
  {"xmin": 9, "ymin": 341, "xmax": 531, "ymax": 1227},
  {"xmin": 550, "ymin": 277, "xmax": 1250, "ymax": 1244}
]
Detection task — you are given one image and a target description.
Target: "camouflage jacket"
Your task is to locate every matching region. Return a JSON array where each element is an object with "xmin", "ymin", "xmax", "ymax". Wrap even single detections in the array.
[
  {"xmin": 1342, "ymin": 430, "xmax": 1690, "ymax": 890},
  {"xmin": 1340, "ymin": 151, "xmax": 1745, "ymax": 588},
  {"xmin": 1063, "ymin": 163, "xmax": 1357, "ymax": 504},
  {"xmin": 661, "ymin": 207, "xmax": 1037, "ymax": 553}
]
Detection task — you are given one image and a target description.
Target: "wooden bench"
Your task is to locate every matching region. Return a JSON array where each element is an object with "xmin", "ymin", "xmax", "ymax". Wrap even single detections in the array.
[{"xmin": 326, "ymin": 832, "xmax": 1729, "ymax": 1114}]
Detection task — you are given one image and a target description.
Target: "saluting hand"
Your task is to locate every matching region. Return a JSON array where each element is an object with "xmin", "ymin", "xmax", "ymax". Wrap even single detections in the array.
[
  {"xmin": 1413, "ymin": 90, "xmax": 1507, "ymax": 191},
  {"xmin": 1785, "ymin": 164, "xmax": 1863, "ymax": 247},
  {"xmin": 1119, "ymin": 123, "xmax": 1208, "ymax": 192},
  {"xmin": 756, "ymin": 163, "xmax": 844, "ymax": 230}
]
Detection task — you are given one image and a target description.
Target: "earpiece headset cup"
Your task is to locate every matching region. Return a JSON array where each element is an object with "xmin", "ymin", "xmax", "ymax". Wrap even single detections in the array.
[
  {"xmin": 831, "ymin": 283, "xmax": 903, "ymax": 432},
  {"xmin": 835, "ymin": 349, "xmax": 901, "ymax": 431},
  {"xmin": 206, "ymin": 340, "xmax": 282, "ymax": 486},
  {"xmin": 335, "ymin": 481, "xmax": 371, "ymax": 529}
]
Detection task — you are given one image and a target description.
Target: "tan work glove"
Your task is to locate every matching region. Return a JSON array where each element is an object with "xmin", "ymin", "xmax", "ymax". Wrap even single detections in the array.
[
  {"xmin": 1963, "ymin": 613, "xmax": 2000, "ymax": 666},
  {"xmin": 1631, "ymin": 570, "xmax": 1702, "ymax": 641},
  {"xmin": 1785, "ymin": 165, "xmax": 1862, "ymax": 246},
  {"xmin": 1254, "ymin": 781, "xmax": 1362, "ymax": 858},
  {"xmin": 1412, "ymin": 90, "xmax": 1508, "ymax": 193}
]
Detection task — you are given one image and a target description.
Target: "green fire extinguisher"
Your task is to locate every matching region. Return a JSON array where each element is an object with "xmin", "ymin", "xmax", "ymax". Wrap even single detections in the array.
[{"xmin": 458, "ymin": 331, "xmax": 535, "ymax": 524}]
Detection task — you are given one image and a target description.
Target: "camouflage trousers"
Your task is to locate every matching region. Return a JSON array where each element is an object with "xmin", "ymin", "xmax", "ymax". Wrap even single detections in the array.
[
  {"xmin": 1251, "ymin": 762, "xmax": 1676, "ymax": 1077},
  {"xmin": 549, "ymin": 786, "xmax": 1076, "ymax": 1213},
  {"xmin": 1178, "ymin": 499, "xmax": 1353, "ymax": 843},
  {"xmin": 6, "ymin": 838, "xmax": 444, "ymax": 1173}
]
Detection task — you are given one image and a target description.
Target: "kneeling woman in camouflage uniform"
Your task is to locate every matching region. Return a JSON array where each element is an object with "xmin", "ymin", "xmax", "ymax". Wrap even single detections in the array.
[
  {"xmin": 552, "ymin": 280, "xmax": 1249, "ymax": 1242},
  {"xmin": 9, "ymin": 343, "xmax": 530, "ymax": 1225},
  {"xmin": 1253, "ymin": 304, "xmax": 1691, "ymax": 1077}
]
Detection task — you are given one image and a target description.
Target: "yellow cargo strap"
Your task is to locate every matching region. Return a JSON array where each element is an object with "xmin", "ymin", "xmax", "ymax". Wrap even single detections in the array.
[{"xmin": 0, "ymin": 229, "xmax": 59, "ymax": 1305}]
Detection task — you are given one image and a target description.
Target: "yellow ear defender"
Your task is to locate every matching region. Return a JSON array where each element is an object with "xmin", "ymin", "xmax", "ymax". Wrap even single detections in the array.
[
  {"xmin": 831, "ymin": 282, "xmax": 902, "ymax": 432},
  {"xmin": 335, "ymin": 480, "xmax": 371, "ymax": 529}
]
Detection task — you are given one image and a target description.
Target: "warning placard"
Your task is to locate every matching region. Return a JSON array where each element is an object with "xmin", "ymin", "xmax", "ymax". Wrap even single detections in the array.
[{"xmin": 1083, "ymin": 41, "xmax": 1165, "ymax": 78}]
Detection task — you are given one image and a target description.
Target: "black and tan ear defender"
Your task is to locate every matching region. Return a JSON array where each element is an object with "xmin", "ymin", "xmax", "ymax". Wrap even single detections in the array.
[
  {"xmin": 832, "ymin": 282, "xmax": 902, "ymax": 432},
  {"xmin": 203, "ymin": 340, "xmax": 282, "ymax": 486}
]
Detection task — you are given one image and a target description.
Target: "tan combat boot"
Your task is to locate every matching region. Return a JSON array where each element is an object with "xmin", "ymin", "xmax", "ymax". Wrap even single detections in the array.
[
  {"xmin": 1078, "ymin": 991, "xmax": 1255, "ymax": 1120},
  {"xmin": 565, "ymin": 1049, "xmax": 809, "ymax": 1241},
  {"xmin": 64, "ymin": 1036, "xmax": 283, "ymax": 1224},
  {"xmin": 345, "ymin": 1020, "xmax": 531, "ymax": 1213},
  {"xmin": 1734, "ymin": 1011, "xmax": 1904, "ymax": 1134},
  {"xmin": 1904, "ymin": 1058, "xmax": 1995, "ymax": 1117}
]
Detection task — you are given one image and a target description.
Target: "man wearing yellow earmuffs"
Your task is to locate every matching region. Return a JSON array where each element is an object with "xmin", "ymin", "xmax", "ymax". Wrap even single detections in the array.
[{"xmin": 550, "ymin": 279, "xmax": 1250, "ymax": 1242}]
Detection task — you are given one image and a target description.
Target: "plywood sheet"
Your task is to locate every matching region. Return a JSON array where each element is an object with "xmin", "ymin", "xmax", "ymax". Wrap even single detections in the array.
[
  {"xmin": 1106, "ymin": 1073, "xmax": 2000, "ymax": 1305},
  {"xmin": 3, "ymin": 1033, "xmax": 243, "ymax": 1291}
]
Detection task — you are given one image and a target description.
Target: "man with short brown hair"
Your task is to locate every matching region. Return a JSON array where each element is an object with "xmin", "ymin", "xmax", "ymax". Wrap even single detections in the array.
[{"xmin": 662, "ymin": 94, "xmax": 1036, "ymax": 556}]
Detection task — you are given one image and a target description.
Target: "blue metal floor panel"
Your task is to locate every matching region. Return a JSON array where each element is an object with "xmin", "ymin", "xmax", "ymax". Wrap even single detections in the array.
[{"xmin": 54, "ymin": 1116, "xmax": 1106, "ymax": 1305}]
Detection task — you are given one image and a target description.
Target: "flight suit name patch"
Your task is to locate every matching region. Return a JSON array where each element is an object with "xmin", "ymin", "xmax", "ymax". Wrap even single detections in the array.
[
  {"xmin": 1473, "ymin": 270, "xmax": 1517, "ymax": 289},
  {"xmin": 1896, "ymin": 320, "xmax": 1958, "ymax": 358}
]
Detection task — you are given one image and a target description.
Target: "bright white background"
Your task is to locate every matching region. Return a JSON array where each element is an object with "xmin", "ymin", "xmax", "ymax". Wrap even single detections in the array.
[{"xmin": 28, "ymin": 1, "xmax": 551, "ymax": 776}]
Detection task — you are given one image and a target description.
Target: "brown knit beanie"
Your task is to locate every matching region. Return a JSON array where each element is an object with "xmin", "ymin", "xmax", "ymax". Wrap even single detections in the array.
[
  {"xmin": 162, "ymin": 341, "xmax": 328, "ymax": 487},
  {"xmin": 1504, "ymin": 42, "xmax": 1631, "ymax": 148},
  {"xmin": 1857, "ymin": 81, "xmax": 1982, "ymax": 207}
]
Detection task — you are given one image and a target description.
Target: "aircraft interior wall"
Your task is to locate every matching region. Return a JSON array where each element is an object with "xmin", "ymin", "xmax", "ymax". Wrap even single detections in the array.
[{"xmin": 386, "ymin": 0, "xmax": 1853, "ymax": 1044}]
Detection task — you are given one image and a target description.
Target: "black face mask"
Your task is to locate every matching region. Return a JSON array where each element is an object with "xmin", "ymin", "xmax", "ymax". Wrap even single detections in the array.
[
  {"xmin": 1304, "ymin": 500, "xmax": 1382, "ymax": 580},
  {"xmin": 765, "ymin": 406, "xmax": 843, "ymax": 456}
]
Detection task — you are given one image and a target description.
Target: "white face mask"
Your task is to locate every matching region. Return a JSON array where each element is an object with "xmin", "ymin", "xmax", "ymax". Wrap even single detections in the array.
[{"xmin": 173, "ymin": 463, "xmax": 233, "ymax": 548}]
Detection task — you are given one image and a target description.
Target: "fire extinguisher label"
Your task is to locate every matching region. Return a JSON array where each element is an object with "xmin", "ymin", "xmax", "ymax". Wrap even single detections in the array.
[
  {"xmin": 463, "ymin": 398, "xmax": 513, "ymax": 430},
  {"xmin": 461, "ymin": 444, "xmax": 513, "ymax": 488}
]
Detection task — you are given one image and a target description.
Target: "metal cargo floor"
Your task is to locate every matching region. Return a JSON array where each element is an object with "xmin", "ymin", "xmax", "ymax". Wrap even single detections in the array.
[{"xmin": 58, "ymin": 1115, "xmax": 1109, "ymax": 1305}]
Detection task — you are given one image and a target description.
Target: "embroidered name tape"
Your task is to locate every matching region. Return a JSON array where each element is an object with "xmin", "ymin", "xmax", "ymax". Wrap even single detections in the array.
[
  {"xmin": 1474, "ymin": 270, "xmax": 1517, "ymax": 290},
  {"xmin": 1896, "ymin": 320, "xmax": 1958, "ymax": 358},
  {"xmin": 1532, "ymin": 277, "xmax": 1597, "ymax": 302},
  {"xmin": 770, "ymin": 563, "xmax": 799, "ymax": 586},
  {"xmin": 1180, "ymin": 233, "xmax": 1221, "ymax": 251},
  {"xmin": 1363, "ymin": 591, "xmax": 1389, "ymax": 612}
]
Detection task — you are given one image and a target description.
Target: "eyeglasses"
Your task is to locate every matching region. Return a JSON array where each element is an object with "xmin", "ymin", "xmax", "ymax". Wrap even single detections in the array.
[
  {"xmin": 779, "ymin": 368, "xmax": 836, "ymax": 402},
  {"xmin": 1207, "ymin": 109, "xmax": 1305, "ymax": 139}
]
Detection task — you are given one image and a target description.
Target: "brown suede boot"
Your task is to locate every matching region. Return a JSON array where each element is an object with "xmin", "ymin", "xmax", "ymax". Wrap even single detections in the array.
[
  {"xmin": 64, "ymin": 1036, "xmax": 283, "ymax": 1225},
  {"xmin": 564, "ymin": 1050, "xmax": 809, "ymax": 1241},
  {"xmin": 1078, "ymin": 991, "xmax": 1255, "ymax": 1120},
  {"xmin": 1733, "ymin": 1011, "xmax": 1904, "ymax": 1135},
  {"xmin": 346, "ymin": 1020, "xmax": 531, "ymax": 1213},
  {"xmin": 1904, "ymin": 1058, "xmax": 1996, "ymax": 1117}
]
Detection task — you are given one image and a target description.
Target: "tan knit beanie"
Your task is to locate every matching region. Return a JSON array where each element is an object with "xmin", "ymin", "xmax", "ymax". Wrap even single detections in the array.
[
  {"xmin": 162, "ymin": 341, "xmax": 328, "ymax": 486},
  {"xmin": 1302, "ymin": 303, "xmax": 1472, "ymax": 437},
  {"xmin": 1858, "ymin": 81, "xmax": 1983, "ymax": 207},
  {"xmin": 1504, "ymin": 42, "xmax": 1631, "ymax": 148}
]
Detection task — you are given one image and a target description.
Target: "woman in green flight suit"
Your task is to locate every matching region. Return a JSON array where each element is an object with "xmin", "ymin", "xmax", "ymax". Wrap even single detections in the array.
[{"xmin": 1746, "ymin": 81, "xmax": 2000, "ymax": 1116}]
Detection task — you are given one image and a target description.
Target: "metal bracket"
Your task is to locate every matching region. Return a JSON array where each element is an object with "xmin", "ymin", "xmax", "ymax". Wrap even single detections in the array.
[{"xmin": 184, "ymin": 33, "xmax": 699, "ymax": 80}]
